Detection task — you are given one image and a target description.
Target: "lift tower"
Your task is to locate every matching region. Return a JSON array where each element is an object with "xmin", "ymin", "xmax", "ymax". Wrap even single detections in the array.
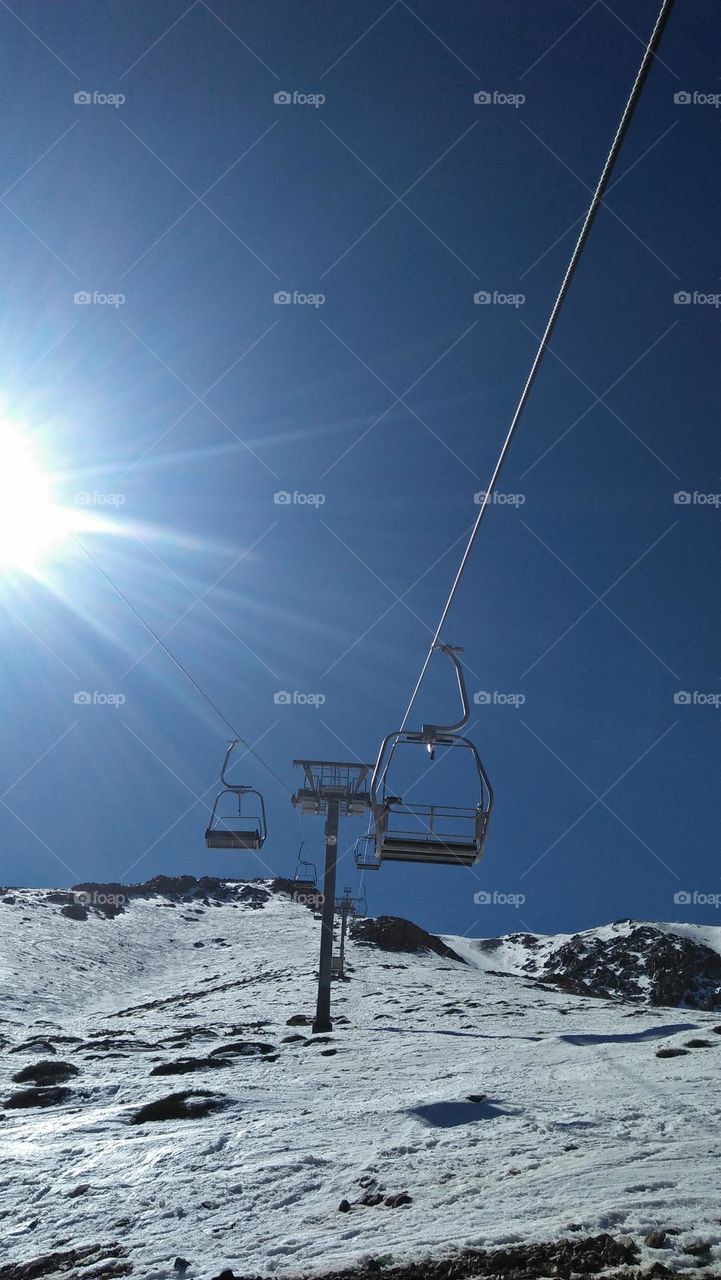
[
  {"xmin": 292, "ymin": 760, "xmax": 371, "ymax": 1033},
  {"xmin": 335, "ymin": 886, "xmax": 365, "ymax": 978}
]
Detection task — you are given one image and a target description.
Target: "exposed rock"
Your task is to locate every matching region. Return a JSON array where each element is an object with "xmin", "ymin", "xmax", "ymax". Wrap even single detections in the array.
[
  {"xmin": 208, "ymin": 1041, "xmax": 275, "ymax": 1057},
  {"xmin": 480, "ymin": 922, "xmax": 721, "ymax": 1008},
  {"xmin": 207, "ymin": 1232, "xmax": 638, "ymax": 1280},
  {"xmin": 151, "ymin": 1057, "xmax": 232, "ymax": 1076},
  {"xmin": 656, "ymin": 1047, "xmax": 689, "ymax": 1058},
  {"xmin": 9, "ymin": 1040, "xmax": 56, "ymax": 1056},
  {"xmin": 644, "ymin": 1230, "xmax": 668, "ymax": 1248},
  {"xmin": 61, "ymin": 902, "xmax": 88, "ymax": 921},
  {"xmin": 683, "ymin": 1240, "xmax": 711, "ymax": 1257},
  {"xmin": 4, "ymin": 1086, "xmax": 71, "ymax": 1109},
  {"xmin": 130, "ymin": 1089, "xmax": 228, "ymax": 1123},
  {"xmin": 350, "ymin": 916, "xmax": 466, "ymax": 963},
  {"xmin": 12, "ymin": 1061, "xmax": 79, "ymax": 1085},
  {"xmin": 0, "ymin": 1242, "xmax": 130, "ymax": 1279}
]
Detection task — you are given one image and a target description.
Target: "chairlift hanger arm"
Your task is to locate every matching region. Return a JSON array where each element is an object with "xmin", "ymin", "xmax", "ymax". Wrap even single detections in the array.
[{"xmin": 420, "ymin": 644, "xmax": 470, "ymax": 738}]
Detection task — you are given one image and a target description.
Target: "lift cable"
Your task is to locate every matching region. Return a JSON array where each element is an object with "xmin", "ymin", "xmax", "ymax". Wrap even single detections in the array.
[
  {"xmin": 73, "ymin": 536, "xmax": 297, "ymax": 801},
  {"xmin": 396, "ymin": 0, "xmax": 677, "ymax": 736}
]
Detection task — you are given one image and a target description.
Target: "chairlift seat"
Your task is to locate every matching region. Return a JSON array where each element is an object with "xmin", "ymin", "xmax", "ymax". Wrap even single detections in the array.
[
  {"xmin": 205, "ymin": 827, "xmax": 263, "ymax": 850},
  {"xmin": 292, "ymin": 878, "xmax": 318, "ymax": 895},
  {"xmin": 379, "ymin": 834, "xmax": 480, "ymax": 866}
]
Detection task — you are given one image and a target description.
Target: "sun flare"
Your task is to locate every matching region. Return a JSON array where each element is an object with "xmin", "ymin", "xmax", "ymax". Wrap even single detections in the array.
[{"xmin": 0, "ymin": 424, "xmax": 68, "ymax": 573}]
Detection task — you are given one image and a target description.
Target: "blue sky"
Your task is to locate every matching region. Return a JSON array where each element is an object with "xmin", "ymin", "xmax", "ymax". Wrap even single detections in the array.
[{"xmin": 0, "ymin": 0, "xmax": 719, "ymax": 938}]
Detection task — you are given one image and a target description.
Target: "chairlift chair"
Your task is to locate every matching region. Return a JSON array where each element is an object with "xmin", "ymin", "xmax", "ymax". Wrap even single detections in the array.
[
  {"xmin": 354, "ymin": 832, "xmax": 381, "ymax": 871},
  {"xmin": 292, "ymin": 841, "xmax": 319, "ymax": 895},
  {"xmin": 205, "ymin": 740, "xmax": 268, "ymax": 851},
  {"xmin": 370, "ymin": 645, "xmax": 493, "ymax": 868}
]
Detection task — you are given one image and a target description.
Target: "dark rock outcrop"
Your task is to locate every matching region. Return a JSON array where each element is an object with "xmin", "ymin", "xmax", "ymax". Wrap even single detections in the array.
[
  {"xmin": 206, "ymin": 1232, "xmax": 638, "ymax": 1280},
  {"xmin": 0, "ymin": 1242, "xmax": 130, "ymax": 1279},
  {"xmin": 480, "ymin": 922, "xmax": 721, "ymax": 1009},
  {"xmin": 12, "ymin": 1061, "xmax": 79, "ymax": 1085},
  {"xmin": 130, "ymin": 1089, "xmax": 228, "ymax": 1123},
  {"xmin": 350, "ymin": 916, "xmax": 465, "ymax": 963},
  {"xmin": 541, "ymin": 926, "xmax": 721, "ymax": 1008},
  {"xmin": 4, "ymin": 1086, "xmax": 71, "ymax": 1109}
]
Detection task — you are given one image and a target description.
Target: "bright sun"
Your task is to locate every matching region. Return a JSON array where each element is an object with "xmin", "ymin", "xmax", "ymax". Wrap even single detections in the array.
[{"xmin": 0, "ymin": 425, "xmax": 68, "ymax": 572}]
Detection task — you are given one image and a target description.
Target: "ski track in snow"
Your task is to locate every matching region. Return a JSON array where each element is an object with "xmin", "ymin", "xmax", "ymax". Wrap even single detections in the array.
[{"xmin": 1, "ymin": 889, "xmax": 720, "ymax": 1277}]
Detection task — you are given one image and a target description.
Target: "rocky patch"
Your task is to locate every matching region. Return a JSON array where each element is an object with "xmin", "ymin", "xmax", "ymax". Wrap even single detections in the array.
[
  {"xmin": 0, "ymin": 1241, "xmax": 130, "ymax": 1279},
  {"xmin": 4, "ymin": 1086, "xmax": 72, "ymax": 1109},
  {"xmin": 11, "ymin": 1060, "xmax": 79, "ymax": 1085},
  {"xmin": 150, "ymin": 1057, "xmax": 233, "ymax": 1076},
  {"xmin": 208, "ymin": 1040, "xmax": 275, "ymax": 1057},
  {"xmin": 350, "ymin": 916, "xmax": 465, "ymax": 963},
  {"xmin": 210, "ymin": 1232, "xmax": 638, "ymax": 1280},
  {"xmin": 130, "ymin": 1089, "xmax": 229, "ymax": 1123},
  {"xmin": 481, "ymin": 923, "xmax": 721, "ymax": 1009}
]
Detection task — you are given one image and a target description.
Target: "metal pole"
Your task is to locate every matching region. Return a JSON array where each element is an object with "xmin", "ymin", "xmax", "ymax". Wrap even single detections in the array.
[
  {"xmin": 313, "ymin": 798, "xmax": 339, "ymax": 1033},
  {"xmin": 338, "ymin": 902, "xmax": 349, "ymax": 977}
]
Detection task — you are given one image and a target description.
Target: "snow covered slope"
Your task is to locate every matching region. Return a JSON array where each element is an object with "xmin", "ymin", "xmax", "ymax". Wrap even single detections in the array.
[{"xmin": 1, "ymin": 883, "xmax": 721, "ymax": 1279}]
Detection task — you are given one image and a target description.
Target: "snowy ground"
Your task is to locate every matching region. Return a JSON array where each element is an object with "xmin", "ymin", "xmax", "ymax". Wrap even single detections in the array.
[{"xmin": 1, "ymin": 886, "xmax": 720, "ymax": 1278}]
